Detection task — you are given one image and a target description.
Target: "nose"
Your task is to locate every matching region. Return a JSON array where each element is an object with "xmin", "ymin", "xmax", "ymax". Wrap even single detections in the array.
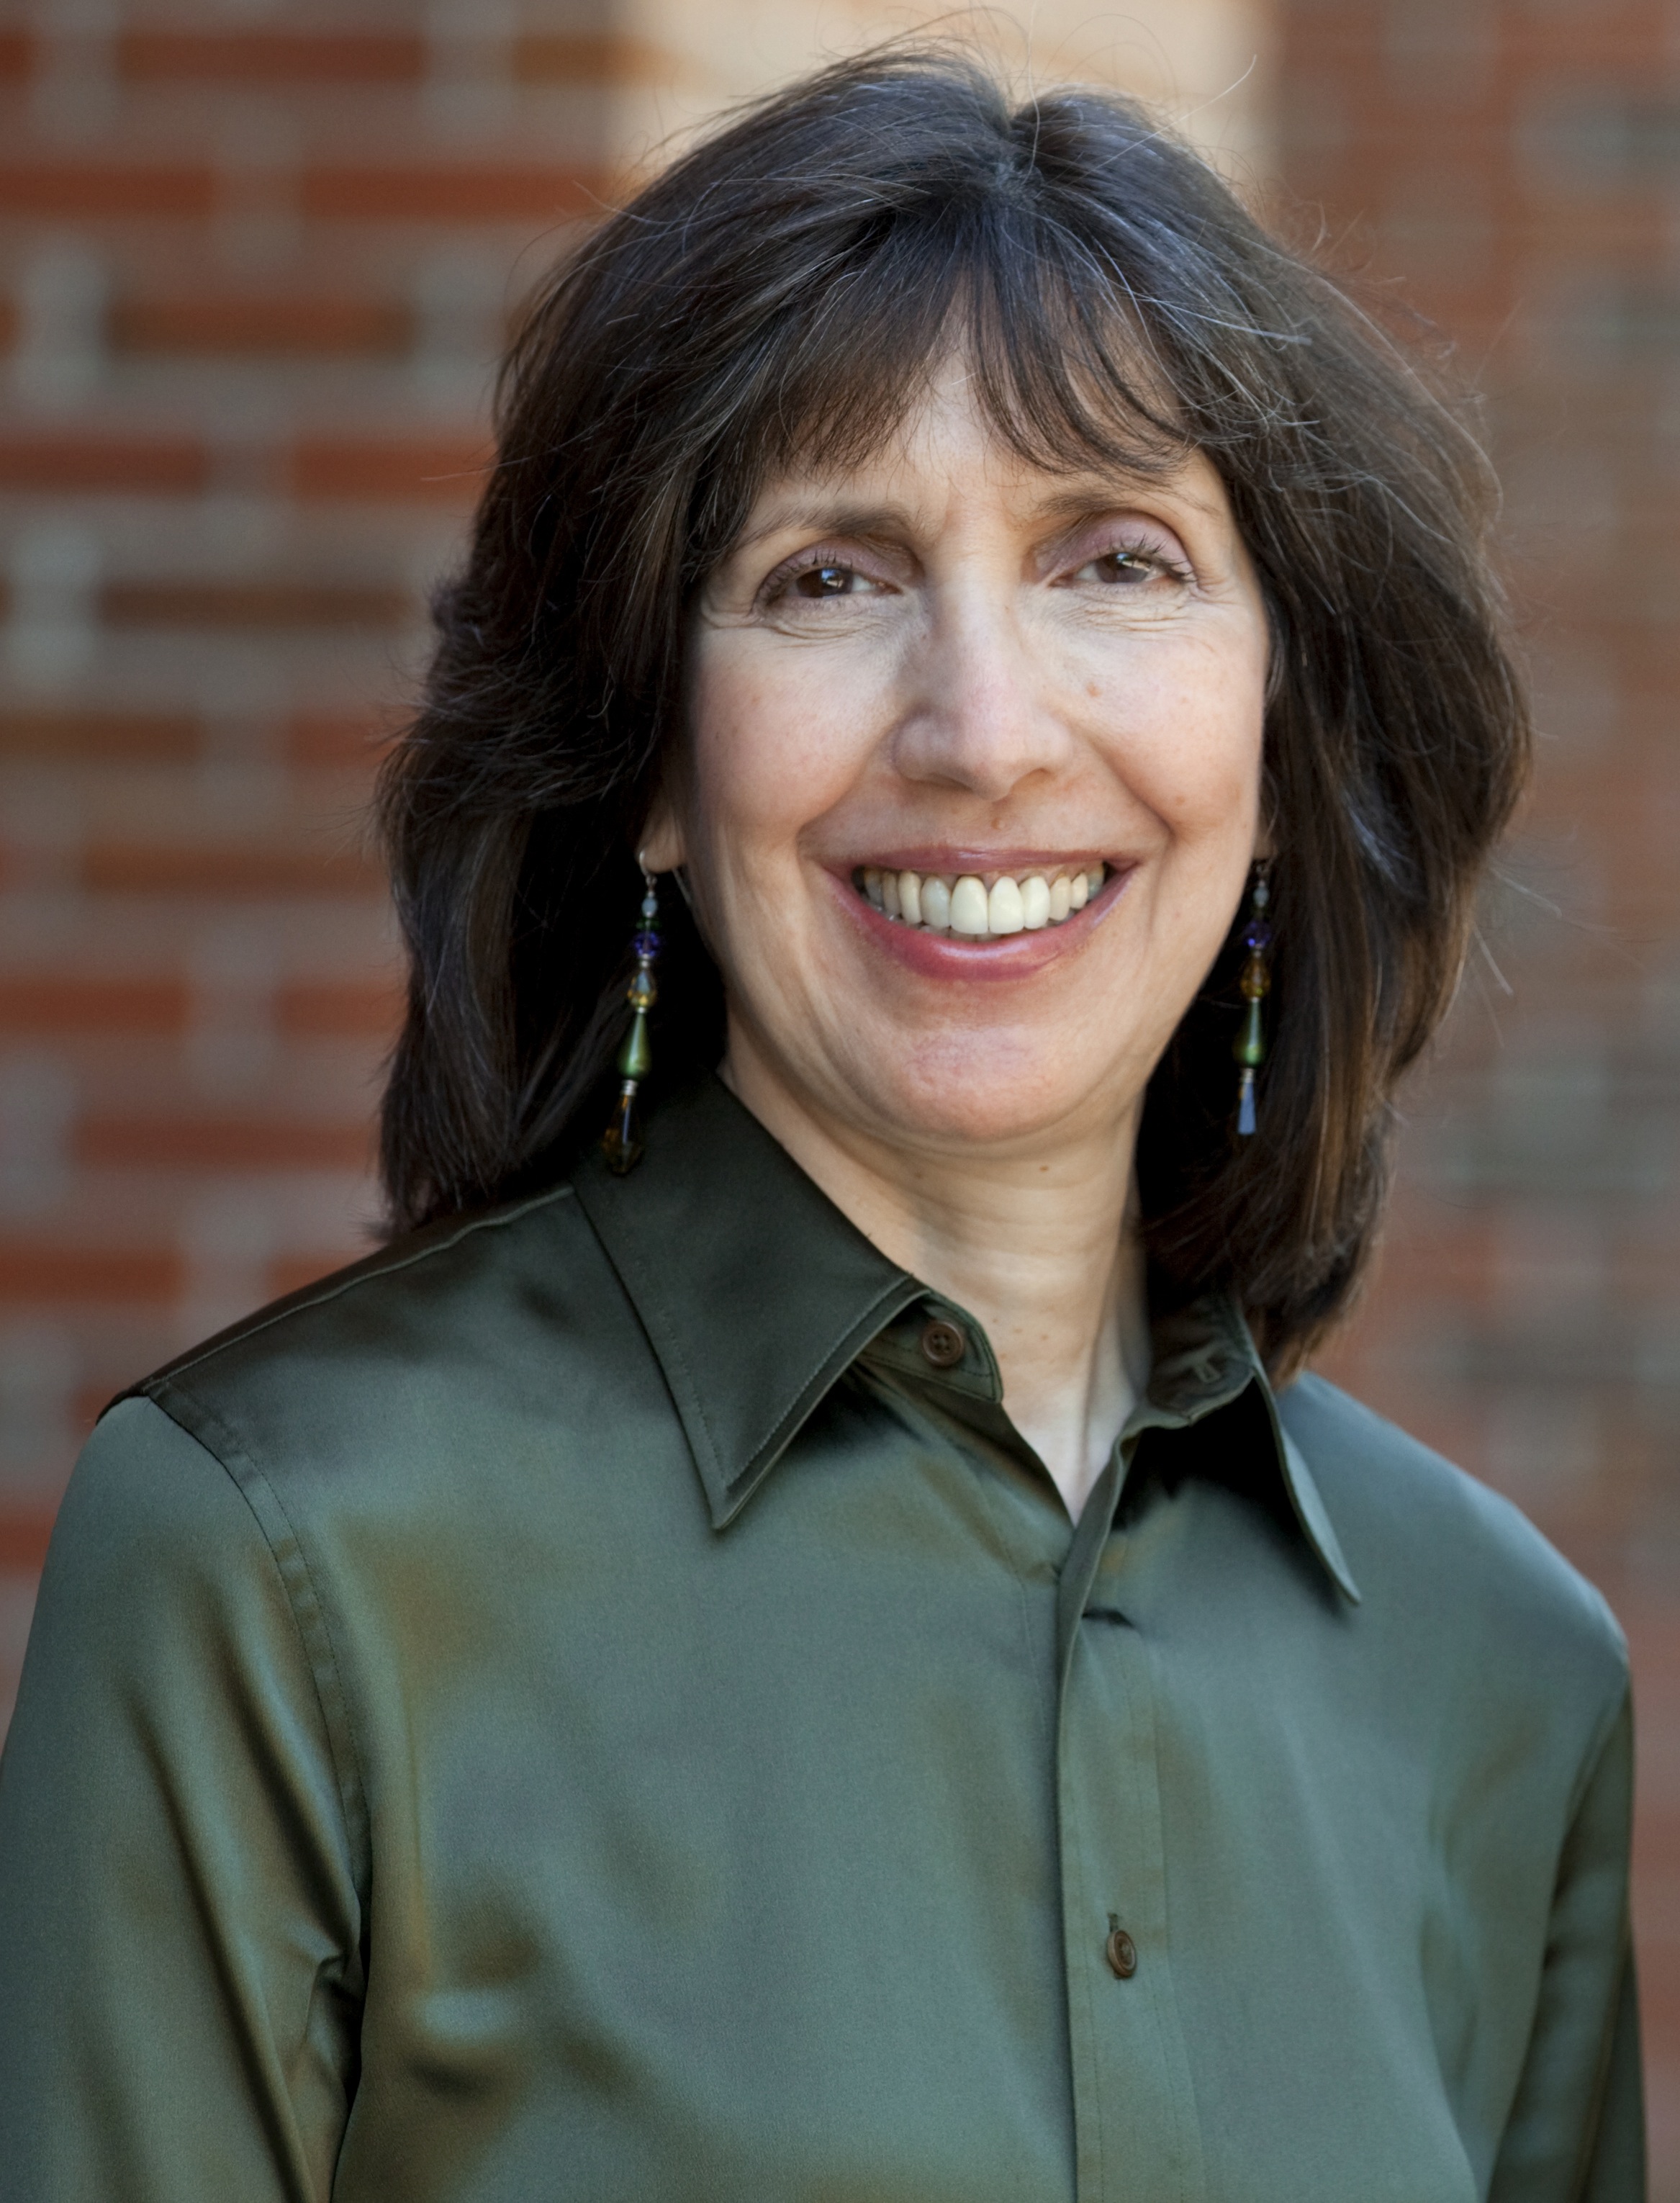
[{"xmin": 889, "ymin": 578, "xmax": 1073, "ymax": 802}]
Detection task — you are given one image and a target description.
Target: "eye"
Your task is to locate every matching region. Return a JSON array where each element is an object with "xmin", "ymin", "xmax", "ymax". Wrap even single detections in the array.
[
  {"xmin": 760, "ymin": 549, "xmax": 895, "ymax": 611},
  {"xmin": 1072, "ymin": 548, "xmax": 1176, "ymax": 587},
  {"xmin": 792, "ymin": 563, "xmax": 865, "ymax": 598}
]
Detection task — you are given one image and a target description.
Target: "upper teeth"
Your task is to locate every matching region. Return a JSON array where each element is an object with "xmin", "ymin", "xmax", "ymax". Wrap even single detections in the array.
[{"xmin": 858, "ymin": 865, "xmax": 1106, "ymax": 934}]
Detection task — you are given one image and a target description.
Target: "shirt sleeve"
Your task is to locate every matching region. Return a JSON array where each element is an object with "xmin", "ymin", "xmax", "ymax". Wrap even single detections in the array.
[
  {"xmin": 0, "ymin": 1395, "xmax": 364, "ymax": 2202},
  {"xmin": 1489, "ymin": 1684, "xmax": 1646, "ymax": 2203}
]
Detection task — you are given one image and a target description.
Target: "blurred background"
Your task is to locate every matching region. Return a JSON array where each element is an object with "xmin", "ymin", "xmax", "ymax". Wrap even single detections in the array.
[{"xmin": 0, "ymin": 0, "xmax": 1674, "ymax": 2183}]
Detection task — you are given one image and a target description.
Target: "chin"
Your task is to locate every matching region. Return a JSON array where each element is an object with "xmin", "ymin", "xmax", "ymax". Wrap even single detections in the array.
[{"xmin": 857, "ymin": 1042, "xmax": 1124, "ymax": 1153}]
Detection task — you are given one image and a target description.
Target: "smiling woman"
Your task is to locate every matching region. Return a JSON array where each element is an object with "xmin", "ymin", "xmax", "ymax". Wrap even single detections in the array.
[
  {"xmin": 377, "ymin": 51, "xmax": 1522, "ymax": 1385},
  {"xmin": 649, "ymin": 373, "xmax": 1274, "ymax": 1508},
  {"xmin": 0, "ymin": 45, "xmax": 1644, "ymax": 2203}
]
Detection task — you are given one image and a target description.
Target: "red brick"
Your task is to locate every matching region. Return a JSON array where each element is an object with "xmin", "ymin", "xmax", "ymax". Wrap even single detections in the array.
[
  {"xmin": 0, "ymin": 1245, "xmax": 182, "ymax": 1307},
  {"xmin": 119, "ymin": 31, "xmax": 425, "ymax": 86},
  {"xmin": 0, "ymin": 711, "xmax": 200, "ymax": 763},
  {"xmin": 513, "ymin": 32, "xmax": 673, "ymax": 85},
  {"xmin": 78, "ymin": 1118, "xmax": 374, "ymax": 1171},
  {"xmin": 0, "ymin": 432, "xmax": 208, "ymax": 495},
  {"xmin": 276, "ymin": 980, "xmax": 403, "ymax": 1038},
  {"xmin": 289, "ymin": 436, "xmax": 488, "ymax": 503},
  {"xmin": 0, "ymin": 1519, "xmax": 53, "ymax": 1572},
  {"xmin": 298, "ymin": 163, "xmax": 600, "ymax": 223},
  {"xmin": 287, "ymin": 710, "xmax": 402, "ymax": 769},
  {"xmin": 101, "ymin": 580, "xmax": 413, "ymax": 634},
  {"xmin": 81, "ymin": 842, "xmax": 384, "ymax": 899},
  {"xmin": 0, "ymin": 32, "xmax": 32, "ymax": 84},
  {"xmin": 0, "ymin": 163, "xmax": 217, "ymax": 220},
  {"xmin": 70, "ymin": 1383, "xmax": 122, "ymax": 1436},
  {"xmin": 112, "ymin": 295, "xmax": 411, "ymax": 361},
  {"xmin": 0, "ymin": 976, "xmax": 189, "ymax": 1036}
]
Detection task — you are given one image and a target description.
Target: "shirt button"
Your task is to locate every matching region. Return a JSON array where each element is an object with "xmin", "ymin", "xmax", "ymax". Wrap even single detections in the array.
[
  {"xmin": 919, "ymin": 1316, "xmax": 967, "ymax": 1369},
  {"xmin": 1105, "ymin": 1926, "xmax": 1138, "ymax": 1979}
]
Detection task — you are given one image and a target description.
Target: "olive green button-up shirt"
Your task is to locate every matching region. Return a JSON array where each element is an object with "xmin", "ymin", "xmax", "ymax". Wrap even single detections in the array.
[{"xmin": 0, "ymin": 1076, "xmax": 1643, "ymax": 2201}]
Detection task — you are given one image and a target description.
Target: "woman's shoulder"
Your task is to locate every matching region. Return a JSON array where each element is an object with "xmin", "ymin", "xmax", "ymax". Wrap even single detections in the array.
[
  {"xmin": 96, "ymin": 1172, "xmax": 654, "ymax": 1522},
  {"xmin": 1278, "ymin": 1370, "xmax": 1627, "ymax": 1706}
]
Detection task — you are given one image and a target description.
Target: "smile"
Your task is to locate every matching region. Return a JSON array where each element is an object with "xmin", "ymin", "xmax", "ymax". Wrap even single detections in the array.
[{"xmin": 854, "ymin": 862, "xmax": 1108, "ymax": 936}]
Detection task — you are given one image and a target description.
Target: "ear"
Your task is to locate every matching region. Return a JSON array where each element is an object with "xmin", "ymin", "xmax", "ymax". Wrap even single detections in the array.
[{"xmin": 638, "ymin": 781, "xmax": 687, "ymax": 874}]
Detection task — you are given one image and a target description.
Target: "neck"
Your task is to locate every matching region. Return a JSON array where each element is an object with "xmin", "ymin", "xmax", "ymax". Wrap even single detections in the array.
[{"xmin": 721, "ymin": 1040, "xmax": 1152, "ymax": 1522}]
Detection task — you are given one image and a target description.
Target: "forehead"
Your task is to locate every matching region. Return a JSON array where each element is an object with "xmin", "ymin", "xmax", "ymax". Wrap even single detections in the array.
[{"xmin": 735, "ymin": 353, "xmax": 1229, "ymax": 544}]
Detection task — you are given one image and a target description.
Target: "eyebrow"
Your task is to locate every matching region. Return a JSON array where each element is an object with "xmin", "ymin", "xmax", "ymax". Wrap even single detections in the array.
[
  {"xmin": 734, "ymin": 472, "xmax": 1217, "ymax": 554},
  {"xmin": 733, "ymin": 502, "xmax": 916, "ymax": 552},
  {"xmin": 1028, "ymin": 479, "xmax": 1218, "ymax": 526}
]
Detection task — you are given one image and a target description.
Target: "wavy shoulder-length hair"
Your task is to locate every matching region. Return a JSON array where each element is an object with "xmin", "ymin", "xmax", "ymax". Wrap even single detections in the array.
[{"xmin": 377, "ymin": 47, "xmax": 1526, "ymax": 1372}]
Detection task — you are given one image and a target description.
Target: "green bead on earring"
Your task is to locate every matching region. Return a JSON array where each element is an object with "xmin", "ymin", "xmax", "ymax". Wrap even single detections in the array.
[
  {"xmin": 602, "ymin": 865, "xmax": 661, "ymax": 1174},
  {"xmin": 1233, "ymin": 862, "xmax": 1272, "ymax": 1140}
]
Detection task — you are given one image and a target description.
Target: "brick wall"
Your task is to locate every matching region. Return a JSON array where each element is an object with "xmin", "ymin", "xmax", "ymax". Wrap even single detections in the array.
[
  {"xmin": 1278, "ymin": 0, "xmax": 1680, "ymax": 2183},
  {"xmin": 0, "ymin": 2, "xmax": 616, "ymax": 1718}
]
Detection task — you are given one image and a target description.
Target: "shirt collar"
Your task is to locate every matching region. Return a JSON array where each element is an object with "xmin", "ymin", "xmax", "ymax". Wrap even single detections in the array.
[
  {"xmin": 573, "ymin": 1073, "xmax": 1358, "ymax": 1603},
  {"xmin": 1133, "ymin": 1292, "xmax": 1360, "ymax": 1602}
]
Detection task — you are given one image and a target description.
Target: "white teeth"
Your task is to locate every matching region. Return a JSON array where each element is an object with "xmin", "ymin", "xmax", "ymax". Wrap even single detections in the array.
[
  {"xmin": 858, "ymin": 862, "xmax": 1107, "ymax": 936},
  {"xmin": 987, "ymin": 877, "xmax": 1024, "ymax": 934},
  {"xmin": 949, "ymin": 875, "xmax": 990, "ymax": 935}
]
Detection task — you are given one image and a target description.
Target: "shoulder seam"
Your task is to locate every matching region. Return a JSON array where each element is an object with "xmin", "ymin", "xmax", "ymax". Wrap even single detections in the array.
[
  {"xmin": 134, "ymin": 1182, "xmax": 576, "ymax": 1400},
  {"xmin": 1286, "ymin": 1375, "xmax": 1631, "ymax": 1659},
  {"xmin": 139, "ymin": 1382, "xmax": 374, "ymax": 1911}
]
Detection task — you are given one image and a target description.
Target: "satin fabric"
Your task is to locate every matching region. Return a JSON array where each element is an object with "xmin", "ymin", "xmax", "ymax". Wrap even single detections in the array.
[{"xmin": 0, "ymin": 1073, "xmax": 1644, "ymax": 2199}]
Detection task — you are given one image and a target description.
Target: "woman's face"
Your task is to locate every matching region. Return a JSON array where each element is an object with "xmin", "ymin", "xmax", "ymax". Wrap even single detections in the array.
[{"xmin": 647, "ymin": 356, "xmax": 1272, "ymax": 1163}]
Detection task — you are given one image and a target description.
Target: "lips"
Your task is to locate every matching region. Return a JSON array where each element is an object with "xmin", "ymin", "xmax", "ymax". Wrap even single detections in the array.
[{"xmin": 857, "ymin": 862, "xmax": 1107, "ymax": 936}]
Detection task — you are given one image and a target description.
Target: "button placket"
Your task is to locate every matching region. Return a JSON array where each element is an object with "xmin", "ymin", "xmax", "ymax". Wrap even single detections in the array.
[{"xmin": 1057, "ymin": 1532, "xmax": 1209, "ymax": 2203}]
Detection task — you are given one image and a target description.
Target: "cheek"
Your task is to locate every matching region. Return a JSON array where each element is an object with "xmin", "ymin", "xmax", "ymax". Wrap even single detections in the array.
[
  {"xmin": 687, "ymin": 639, "xmax": 883, "ymax": 861},
  {"xmin": 686, "ymin": 652, "xmax": 791, "ymax": 863},
  {"xmin": 1106, "ymin": 640, "xmax": 1266, "ymax": 843}
]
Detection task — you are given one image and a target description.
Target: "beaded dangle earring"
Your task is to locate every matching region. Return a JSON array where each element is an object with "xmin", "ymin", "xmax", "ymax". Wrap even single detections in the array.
[
  {"xmin": 602, "ymin": 864, "xmax": 661, "ymax": 1175},
  {"xmin": 1233, "ymin": 861, "xmax": 1273, "ymax": 1140}
]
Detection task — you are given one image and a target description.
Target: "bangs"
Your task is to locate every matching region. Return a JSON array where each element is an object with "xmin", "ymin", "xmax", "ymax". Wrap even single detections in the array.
[
  {"xmin": 744, "ymin": 212, "xmax": 1190, "ymax": 492},
  {"xmin": 667, "ymin": 127, "xmax": 1283, "ymax": 582}
]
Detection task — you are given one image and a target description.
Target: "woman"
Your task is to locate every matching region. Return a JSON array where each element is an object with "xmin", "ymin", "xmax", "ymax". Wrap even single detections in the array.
[{"xmin": 0, "ymin": 49, "xmax": 1643, "ymax": 2202}]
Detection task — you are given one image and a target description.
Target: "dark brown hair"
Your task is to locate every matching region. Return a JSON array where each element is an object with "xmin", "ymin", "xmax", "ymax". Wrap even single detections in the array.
[{"xmin": 376, "ymin": 46, "xmax": 1527, "ymax": 1370}]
